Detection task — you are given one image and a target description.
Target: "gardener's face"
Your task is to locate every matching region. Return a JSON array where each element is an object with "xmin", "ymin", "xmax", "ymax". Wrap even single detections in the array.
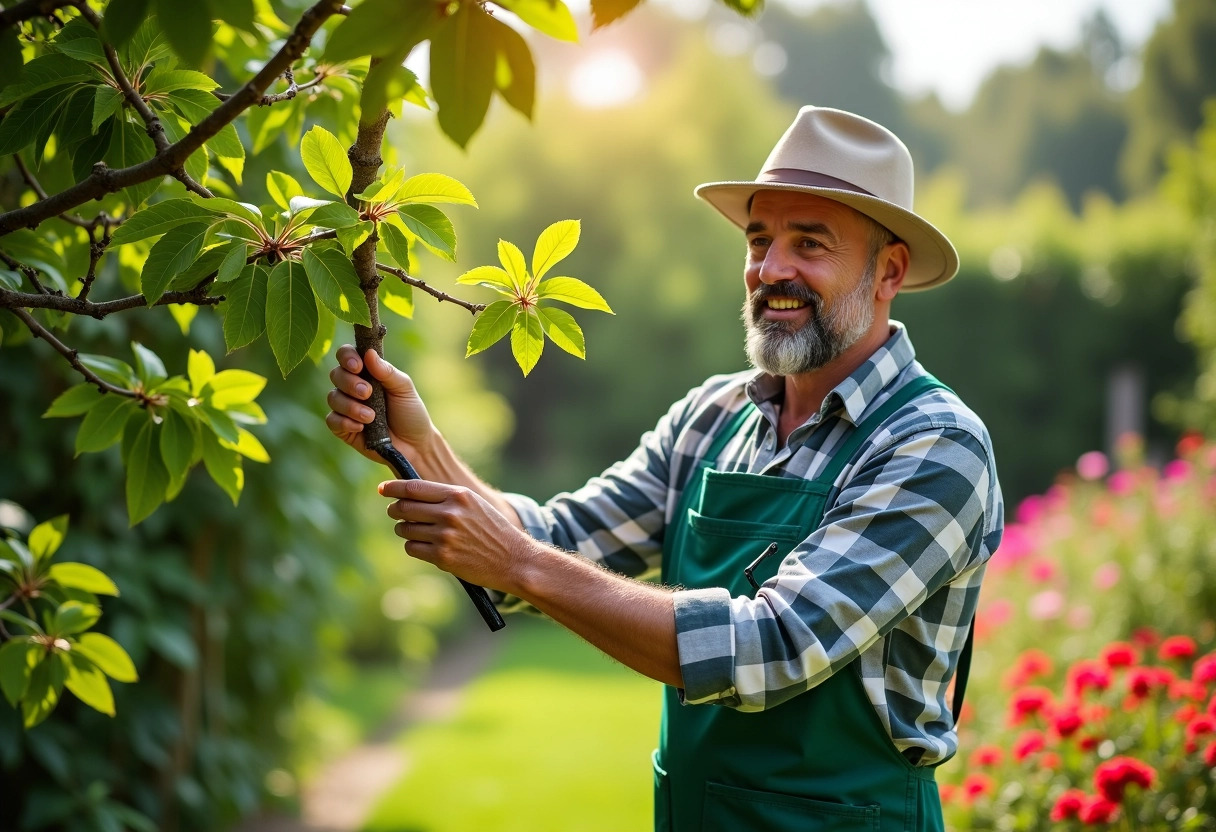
[{"xmin": 742, "ymin": 190, "xmax": 880, "ymax": 376}]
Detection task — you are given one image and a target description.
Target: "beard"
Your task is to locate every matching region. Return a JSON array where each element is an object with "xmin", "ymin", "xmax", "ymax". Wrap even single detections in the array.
[{"xmin": 742, "ymin": 258, "xmax": 877, "ymax": 376}]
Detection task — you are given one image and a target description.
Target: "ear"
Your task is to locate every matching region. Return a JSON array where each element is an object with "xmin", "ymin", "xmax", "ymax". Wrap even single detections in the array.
[{"xmin": 875, "ymin": 241, "xmax": 909, "ymax": 302}]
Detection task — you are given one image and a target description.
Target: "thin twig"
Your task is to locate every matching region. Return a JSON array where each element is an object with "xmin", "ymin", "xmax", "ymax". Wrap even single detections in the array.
[
  {"xmin": 10, "ymin": 306, "xmax": 142, "ymax": 397},
  {"xmin": 0, "ymin": 250, "xmax": 48, "ymax": 295},
  {"xmin": 13, "ymin": 155, "xmax": 103, "ymax": 230},
  {"xmin": 0, "ymin": 283, "xmax": 221, "ymax": 319},
  {"xmin": 0, "ymin": 0, "xmax": 74, "ymax": 28},
  {"xmin": 0, "ymin": 0, "xmax": 345, "ymax": 236},
  {"xmin": 79, "ymin": 220, "xmax": 112, "ymax": 301},
  {"xmin": 375, "ymin": 262, "xmax": 486, "ymax": 315}
]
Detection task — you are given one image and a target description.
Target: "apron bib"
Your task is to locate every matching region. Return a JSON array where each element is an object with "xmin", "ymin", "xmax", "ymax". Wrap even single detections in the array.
[{"xmin": 654, "ymin": 375, "xmax": 954, "ymax": 832}]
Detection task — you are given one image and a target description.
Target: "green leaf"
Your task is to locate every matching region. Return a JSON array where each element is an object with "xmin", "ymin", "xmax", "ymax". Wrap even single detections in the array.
[
  {"xmin": 301, "ymin": 126, "xmax": 353, "ymax": 199},
  {"xmin": 0, "ymin": 639, "xmax": 36, "ymax": 707},
  {"xmin": 52, "ymin": 19, "xmax": 107, "ymax": 64},
  {"xmin": 395, "ymin": 173, "xmax": 477, "ymax": 207},
  {"xmin": 64, "ymin": 653, "xmax": 115, "ymax": 716},
  {"xmin": 531, "ymin": 219, "xmax": 580, "ymax": 280},
  {"xmin": 266, "ymin": 259, "xmax": 319, "ymax": 376},
  {"xmin": 0, "ymin": 54, "xmax": 94, "ymax": 108},
  {"xmin": 109, "ymin": 198, "xmax": 220, "ymax": 246},
  {"xmin": 381, "ymin": 275, "xmax": 414, "ymax": 319},
  {"xmin": 126, "ymin": 418, "xmax": 169, "ymax": 525},
  {"xmin": 201, "ymin": 369, "xmax": 266, "ymax": 409},
  {"xmin": 324, "ymin": 0, "xmax": 435, "ymax": 62},
  {"xmin": 221, "ymin": 428, "xmax": 269, "ymax": 463},
  {"xmin": 212, "ymin": 0, "xmax": 256, "ymax": 32},
  {"xmin": 305, "ymin": 201, "xmax": 361, "ymax": 230},
  {"xmin": 497, "ymin": 240, "xmax": 529, "ymax": 290},
  {"xmin": 496, "ymin": 0, "xmax": 579, "ymax": 42},
  {"xmin": 187, "ymin": 194, "xmax": 262, "ymax": 228},
  {"xmin": 75, "ymin": 396, "xmax": 138, "ymax": 455},
  {"xmin": 141, "ymin": 223, "xmax": 209, "ymax": 305},
  {"xmin": 165, "ymin": 88, "xmax": 244, "ymax": 160},
  {"xmin": 0, "ymin": 269, "xmax": 21, "ymax": 290},
  {"xmin": 187, "ymin": 349, "xmax": 215, "ymax": 396},
  {"xmin": 510, "ymin": 307, "xmax": 544, "ymax": 376},
  {"xmin": 0, "ymin": 30, "xmax": 22, "ymax": 95},
  {"xmin": 77, "ymin": 354, "xmax": 137, "ymax": 388},
  {"xmin": 537, "ymin": 305, "xmax": 586, "ymax": 358},
  {"xmin": 493, "ymin": 15, "xmax": 536, "ymax": 119},
  {"xmin": 308, "ymin": 302, "xmax": 336, "ymax": 366},
  {"xmin": 154, "ymin": 0, "xmax": 212, "ymax": 67},
  {"xmin": 266, "ymin": 171, "xmax": 304, "ymax": 211},
  {"xmin": 0, "ymin": 610, "xmax": 41, "ymax": 634},
  {"xmin": 131, "ymin": 342, "xmax": 167, "ymax": 387},
  {"xmin": 222, "ymin": 264, "xmax": 269, "ymax": 351},
  {"xmin": 158, "ymin": 407, "xmax": 197, "ymax": 494},
  {"xmin": 0, "ymin": 87, "xmax": 70, "ymax": 156},
  {"xmin": 22, "ymin": 654, "xmax": 63, "ymax": 728},
  {"xmin": 157, "ymin": 112, "xmax": 209, "ymax": 187},
  {"xmin": 197, "ymin": 403, "xmax": 238, "ymax": 444},
  {"xmin": 73, "ymin": 633, "xmax": 138, "ymax": 682},
  {"xmin": 91, "ymin": 85, "xmax": 125, "ymax": 134},
  {"xmin": 429, "ymin": 1, "xmax": 497, "ymax": 149},
  {"xmin": 43, "ymin": 384, "xmax": 104, "ymax": 418},
  {"xmin": 72, "ymin": 118, "xmax": 114, "ymax": 183},
  {"xmin": 535, "ymin": 276, "xmax": 614, "ymax": 313},
  {"xmin": 200, "ymin": 429, "xmax": 242, "ymax": 505},
  {"xmin": 48, "ymin": 563, "xmax": 119, "ymax": 597},
  {"xmin": 105, "ymin": 119, "xmax": 161, "ymax": 210},
  {"xmin": 356, "ymin": 167, "xmax": 406, "ymax": 203},
  {"xmin": 216, "ymin": 241, "xmax": 249, "ymax": 283},
  {"xmin": 28, "ymin": 515, "xmax": 68, "ymax": 563},
  {"xmin": 102, "ymin": 0, "xmax": 153, "ymax": 47},
  {"xmin": 397, "ymin": 204, "xmax": 456, "ymax": 260},
  {"xmin": 379, "ymin": 222, "xmax": 415, "ymax": 275},
  {"xmin": 302, "ymin": 247, "xmax": 371, "ymax": 326},
  {"xmin": 455, "ymin": 265, "xmax": 514, "ymax": 294},
  {"xmin": 465, "ymin": 300, "xmax": 516, "ymax": 357},
  {"xmin": 336, "ymin": 220, "xmax": 373, "ymax": 256},
  {"xmin": 50, "ymin": 601, "xmax": 101, "ymax": 636},
  {"xmin": 143, "ymin": 68, "xmax": 220, "ymax": 96}
]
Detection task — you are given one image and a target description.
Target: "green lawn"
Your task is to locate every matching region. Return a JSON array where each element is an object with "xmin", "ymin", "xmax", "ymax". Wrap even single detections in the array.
[{"xmin": 362, "ymin": 617, "xmax": 662, "ymax": 832}]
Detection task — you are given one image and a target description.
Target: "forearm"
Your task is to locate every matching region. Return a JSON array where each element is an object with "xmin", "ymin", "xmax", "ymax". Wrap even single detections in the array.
[{"xmin": 508, "ymin": 539, "xmax": 683, "ymax": 688}]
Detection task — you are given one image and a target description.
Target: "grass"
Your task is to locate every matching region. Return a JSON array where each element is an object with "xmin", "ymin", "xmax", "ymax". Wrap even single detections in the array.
[{"xmin": 361, "ymin": 616, "xmax": 662, "ymax": 832}]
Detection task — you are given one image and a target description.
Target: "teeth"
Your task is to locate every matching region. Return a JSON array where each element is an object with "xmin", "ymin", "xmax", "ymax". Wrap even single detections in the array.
[{"xmin": 766, "ymin": 298, "xmax": 806, "ymax": 310}]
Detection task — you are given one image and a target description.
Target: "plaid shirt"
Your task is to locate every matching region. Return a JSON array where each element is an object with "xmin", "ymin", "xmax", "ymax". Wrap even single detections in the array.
[{"xmin": 505, "ymin": 322, "xmax": 1004, "ymax": 765}]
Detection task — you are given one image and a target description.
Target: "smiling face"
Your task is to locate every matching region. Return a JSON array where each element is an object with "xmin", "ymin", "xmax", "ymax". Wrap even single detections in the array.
[{"xmin": 742, "ymin": 190, "xmax": 892, "ymax": 376}]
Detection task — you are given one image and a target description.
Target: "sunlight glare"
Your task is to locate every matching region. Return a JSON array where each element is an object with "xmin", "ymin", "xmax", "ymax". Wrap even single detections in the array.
[{"xmin": 568, "ymin": 50, "xmax": 645, "ymax": 109}]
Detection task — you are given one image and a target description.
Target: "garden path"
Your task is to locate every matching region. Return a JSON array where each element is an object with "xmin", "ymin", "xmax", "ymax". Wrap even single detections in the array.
[{"xmin": 235, "ymin": 624, "xmax": 501, "ymax": 832}]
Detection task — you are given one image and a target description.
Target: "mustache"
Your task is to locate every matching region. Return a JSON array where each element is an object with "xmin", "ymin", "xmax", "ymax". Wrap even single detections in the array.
[{"xmin": 748, "ymin": 281, "xmax": 821, "ymax": 314}]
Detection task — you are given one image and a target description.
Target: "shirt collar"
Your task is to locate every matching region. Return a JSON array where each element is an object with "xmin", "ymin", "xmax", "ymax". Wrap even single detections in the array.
[{"xmin": 745, "ymin": 321, "xmax": 917, "ymax": 426}]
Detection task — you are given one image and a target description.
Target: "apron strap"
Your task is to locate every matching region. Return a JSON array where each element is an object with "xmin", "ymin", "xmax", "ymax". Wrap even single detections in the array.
[{"xmin": 700, "ymin": 399, "xmax": 759, "ymax": 469}]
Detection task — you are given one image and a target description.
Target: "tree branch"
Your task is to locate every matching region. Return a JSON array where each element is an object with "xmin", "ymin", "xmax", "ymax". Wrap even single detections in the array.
[
  {"xmin": 0, "ymin": 249, "xmax": 48, "ymax": 294},
  {"xmin": 0, "ymin": 0, "xmax": 344, "ymax": 236},
  {"xmin": 0, "ymin": 283, "xmax": 221, "ymax": 319},
  {"xmin": 9, "ymin": 306, "xmax": 142, "ymax": 397},
  {"xmin": 375, "ymin": 262, "xmax": 485, "ymax": 315},
  {"xmin": 0, "ymin": 0, "xmax": 74, "ymax": 28},
  {"xmin": 13, "ymin": 154, "xmax": 109, "ymax": 230}
]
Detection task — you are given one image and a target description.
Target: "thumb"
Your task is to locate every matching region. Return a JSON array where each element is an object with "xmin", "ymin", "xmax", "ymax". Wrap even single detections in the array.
[{"xmin": 363, "ymin": 349, "xmax": 415, "ymax": 394}]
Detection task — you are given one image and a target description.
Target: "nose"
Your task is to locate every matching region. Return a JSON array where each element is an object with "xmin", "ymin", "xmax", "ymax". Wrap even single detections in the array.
[{"xmin": 757, "ymin": 241, "xmax": 796, "ymax": 285}]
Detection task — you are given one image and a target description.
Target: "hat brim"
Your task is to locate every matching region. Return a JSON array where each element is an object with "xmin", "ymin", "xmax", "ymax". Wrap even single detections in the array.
[{"xmin": 694, "ymin": 181, "xmax": 959, "ymax": 291}]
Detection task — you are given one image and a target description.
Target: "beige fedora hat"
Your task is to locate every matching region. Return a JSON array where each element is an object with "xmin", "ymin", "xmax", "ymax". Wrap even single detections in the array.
[{"xmin": 695, "ymin": 106, "xmax": 959, "ymax": 291}]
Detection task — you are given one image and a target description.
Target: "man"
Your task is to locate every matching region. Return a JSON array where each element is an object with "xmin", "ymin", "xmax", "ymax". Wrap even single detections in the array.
[{"xmin": 326, "ymin": 106, "xmax": 1003, "ymax": 831}]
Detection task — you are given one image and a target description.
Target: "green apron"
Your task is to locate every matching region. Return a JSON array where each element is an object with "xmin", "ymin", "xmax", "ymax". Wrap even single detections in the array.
[{"xmin": 654, "ymin": 375, "xmax": 958, "ymax": 832}]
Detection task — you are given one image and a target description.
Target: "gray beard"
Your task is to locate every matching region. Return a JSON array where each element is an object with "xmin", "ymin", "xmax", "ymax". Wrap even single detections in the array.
[{"xmin": 742, "ymin": 259, "xmax": 877, "ymax": 376}]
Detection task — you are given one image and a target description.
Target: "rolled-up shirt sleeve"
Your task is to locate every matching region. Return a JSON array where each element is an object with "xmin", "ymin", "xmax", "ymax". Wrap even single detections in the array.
[{"xmin": 674, "ymin": 424, "xmax": 995, "ymax": 711}]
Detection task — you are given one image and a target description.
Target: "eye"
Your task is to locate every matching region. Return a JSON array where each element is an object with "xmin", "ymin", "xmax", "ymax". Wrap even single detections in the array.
[
  {"xmin": 797, "ymin": 238, "xmax": 822, "ymax": 249},
  {"xmin": 748, "ymin": 236, "xmax": 770, "ymax": 249}
]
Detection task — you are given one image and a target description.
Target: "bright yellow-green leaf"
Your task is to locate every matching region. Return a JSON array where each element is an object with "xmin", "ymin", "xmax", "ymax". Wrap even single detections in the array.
[
  {"xmin": 466, "ymin": 300, "xmax": 517, "ymax": 357},
  {"xmin": 202, "ymin": 369, "xmax": 267, "ymax": 409},
  {"xmin": 510, "ymin": 307, "xmax": 544, "ymax": 376},
  {"xmin": 266, "ymin": 171, "xmax": 304, "ymax": 211},
  {"xmin": 301, "ymin": 126, "xmax": 353, "ymax": 199},
  {"xmin": 497, "ymin": 0, "xmax": 579, "ymax": 42},
  {"xmin": 20, "ymin": 655, "xmax": 60, "ymax": 728},
  {"xmin": 28, "ymin": 515, "xmax": 68, "ymax": 563},
  {"xmin": 47, "ymin": 563, "xmax": 119, "ymax": 596},
  {"xmin": 50, "ymin": 601, "xmax": 100, "ymax": 636},
  {"xmin": 395, "ymin": 173, "xmax": 477, "ymax": 208},
  {"xmin": 536, "ymin": 276, "xmax": 614, "ymax": 313},
  {"xmin": 65, "ymin": 654, "xmax": 114, "ymax": 716},
  {"xmin": 531, "ymin": 219, "xmax": 580, "ymax": 281},
  {"xmin": 201, "ymin": 429, "xmax": 243, "ymax": 505},
  {"xmin": 589, "ymin": 0, "xmax": 644, "ymax": 29},
  {"xmin": 168, "ymin": 303, "xmax": 198, "ymax": 335},
  {"xmin": 73, "ymin": 633, "xmax": 138, "ymax": 683},
  {"xmin": 497, "ymin": 240, "xmax": 529, "ymax": 291},
  {"xmin": 455, "ymin": 265, "xmax": 515, "ymax": 295},
  {"xmin": 397, "ymin": 205, "xmax": 456, "ymax": 261},
  {"xmin": 188, "ymin": 349, "xmax": 216, "ymax": 396},
  {"xmin": 220, "ymin": 427, "xmax": 270, "ymax": 463},
  {"xmin": 381, "ymin": 275, "xmax": 414, "ymax": 319}
]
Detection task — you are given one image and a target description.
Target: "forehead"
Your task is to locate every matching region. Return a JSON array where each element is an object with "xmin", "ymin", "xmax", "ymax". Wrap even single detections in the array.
[{"xmin": 747, "ymin": 189, "xmax": 868, "ymax": 234}]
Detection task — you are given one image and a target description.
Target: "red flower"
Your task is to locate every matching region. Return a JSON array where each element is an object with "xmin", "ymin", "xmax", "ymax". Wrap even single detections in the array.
[
  {"xmin": 1159, "ymin": 635, "xmax": 1198, "ymax": 662},
  {"xmin": 1041, "ymin": 751, "xmax": 1062, "ymax": 770},
  {"xmin": 1186, "ymin": 715, "xmax": 1216, "ymax": 752},
  {"xmin": 1193, "ymin": 653, "xmax": 1216, "ymax": 685},
  {"xmin": 1131, "ymin": 627, "xmax": 1161, "ymax": 648},
  {"xmin": 1127, "ymin": 666, "xmax": 1174, "ymax": 700},
  {"xmin": 939, "ymin": 783, "xmax": 957, "ymax": 804},
  {"xmin": 1100, "ymin": 642, "xmax": 1139, "ymax": 669},
  {"xmin": 1052, "ymin": 704, "xmax": 1084, "ymax": 738},
  {"xmin": 1175, "ymin": 703, "xmax": 1199, "ymax": 724},
  {"xmin": 1050, "ymin": 788, "xmax": 1086, "ymax": 821},
  {"xmin": 1170, "ymin": 679, "xmax": 1207, "ymax": 701},
  {"xmin": 1078, "ymin": 734, "xmax": 1102, "ymax": 752},
  {"xmin": 1005, "ymin": 648, "xmax": 1054, "ymax": 689},
  {"xmin": 1013, "ymin": 729, "xmax": 1046, "ymax": 762},
  {"xmin": 1068, "ymin": 660, "xmax": 1112, "ymax": 698},
  {"xmin": 961, "ymin": 773, "xmax": 994, "ymax": 804},
  {"xmin": 1176, "ymin": 432, "xmax": 1205, "ymax": 457},
  {"xmin": 969, "ymin": 745, "xmax": 1003, "ymax": 768},
  {"xmin": 1008, "ymin": 686, "xmax": 1055, "ymax": 725},
  {"xmin": 1205, "ymin": 740, "xmax": 1216, "ymax": 768},
  {"xmin": 1078, "ymin": 794, "xmax": 1121, "ymax": 824},
  {"xmin": 1093, "ymin": 756, "xmax": 1156, "ymax": 803}
]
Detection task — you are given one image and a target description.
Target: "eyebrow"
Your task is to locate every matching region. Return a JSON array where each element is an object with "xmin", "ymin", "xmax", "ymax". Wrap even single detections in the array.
[{"xmin": 745, "ymin": 220, "xmax": 838, "ymax": 244}]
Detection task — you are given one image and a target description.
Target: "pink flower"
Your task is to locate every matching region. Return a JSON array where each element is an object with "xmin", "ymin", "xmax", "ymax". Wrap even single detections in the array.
[
  {"xmin": 961, "ymin": 773, "xmax": 994, "ymax": 804},
  {"xmin": 1078, "ymin": 794, "xmax": 1121, "ymax": 824},
  {"xmin": 1077, "ymin": 451, "xmax": 1110, "ymax": 480},
  {"xmin": 1028, "ymin": 557, "xmax": 1057, "ymax": 583},
  {"xmin": 1041, "ymin": 751, "xmax": 1062, "ymax": 770},
  {"xmin": 1052, "ymin": 704, "xmax": 1084, "ymax": 739},
  {"xmin": 1161, "ymin": 459, "xmax": 1192, "ymax": 482},
  {"xmin": 1093, "ymin": 562, "xmax": 1121, "ymax": 590},
  {"xmin": 1093, "ymin": 757, "xmax": 1155, "ymax": 803},
  {"xmin": 1132, "ymin": 627, "xmax": 1161, "ymax": 648},
  {"xmin": 1015, "ymin": 496, "xmax": 1046, "ymax": 525},
  {"xmin": 994, "ymin": 523, "xmax": 1036, "ymax": 566},
  {"xmin": 1192, "ymin": 653, "xmax": 1216, "ymax": 685},
  {"xmin": 1050, "ymin": 789, "xmax": 1086, "ymax": 820},
  {"xmin": 1100, "ymin": 642, "xmax": 1139, "ymax": 669},
  {"xmin": 1107, "ymin": 470, "xmax": 1136, "ymax": 496},
  {"xmin": 1012, "ymin": 730, "xmax": 1046, "ymax": 762},
  {"xmin": 1159, "ymin": 635, "xmax": 1198, "ymax": 662},
  {"xmin": 1028, "ymin": 590, "xmax": 1065, "ymax": 620},
  {"xmin": 969, "ymin": 745, "xmax": 1003, "ymax": 768},
  {"xmin": 1008, "ymin": 687, "xmax": 1054, "ymax": 725}
]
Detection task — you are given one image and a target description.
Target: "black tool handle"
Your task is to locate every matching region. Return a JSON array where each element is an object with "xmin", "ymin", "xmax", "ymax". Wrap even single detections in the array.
[{"xmin": 372, "ymin": 440, "xmax": 506, "ymax": 632}]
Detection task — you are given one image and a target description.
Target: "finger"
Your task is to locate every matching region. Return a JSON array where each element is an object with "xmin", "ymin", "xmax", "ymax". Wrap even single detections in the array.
[
  {"xmin": 325, "ymin": 410, "xmax": 366, "ymax": 437},
  {"xmin": 378, "ymin": 479, "xmax": 456, "ymax": 503},
  {"xmin": 327, "ymin": 389, "xmax": 376, "ymax": 424},
  {"xmin": 393, "ymin": 518, "xmax": 442, "ymax": 541},
  {"xmin": 363, "ymin": 349, "xmax": 417, "ymax": 396},
  {"xmin": 402, "ymin": 538, "xmax": 439, "ymax": 565},
  {"xmin": 336, "ymin": 344, "xmax": 362, "ymax": 373},
  {"xmin": 328, "ymin": 365, "xmax": 373, "ymax": 400}
]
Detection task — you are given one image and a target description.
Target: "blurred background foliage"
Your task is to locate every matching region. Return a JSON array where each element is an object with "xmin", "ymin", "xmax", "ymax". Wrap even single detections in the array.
[{"xmin": 3, "ymin": 0, "xmax": 1216, "ymax": 828}]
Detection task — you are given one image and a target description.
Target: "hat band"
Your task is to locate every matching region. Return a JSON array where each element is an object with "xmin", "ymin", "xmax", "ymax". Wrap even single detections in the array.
[{"xmin": 758, "ymin": 168, "xmax": 874, "ymax": 197}]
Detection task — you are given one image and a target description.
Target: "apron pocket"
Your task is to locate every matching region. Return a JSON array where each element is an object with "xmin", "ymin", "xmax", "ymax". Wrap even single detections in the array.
[
  {"xmin": 686, "ymin": 511, "xmax": 804, "ymax": 542},
  {"xmin": 683, "ymin": 511, "xmax": 805, "ymax": 593},
  {"xmin": 652, "ymin": 750, "xmax": 672, "ymax": 832},
  {"xmin": 702, "ymin": 781, "xmax": 880, "ymax": 832}
]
